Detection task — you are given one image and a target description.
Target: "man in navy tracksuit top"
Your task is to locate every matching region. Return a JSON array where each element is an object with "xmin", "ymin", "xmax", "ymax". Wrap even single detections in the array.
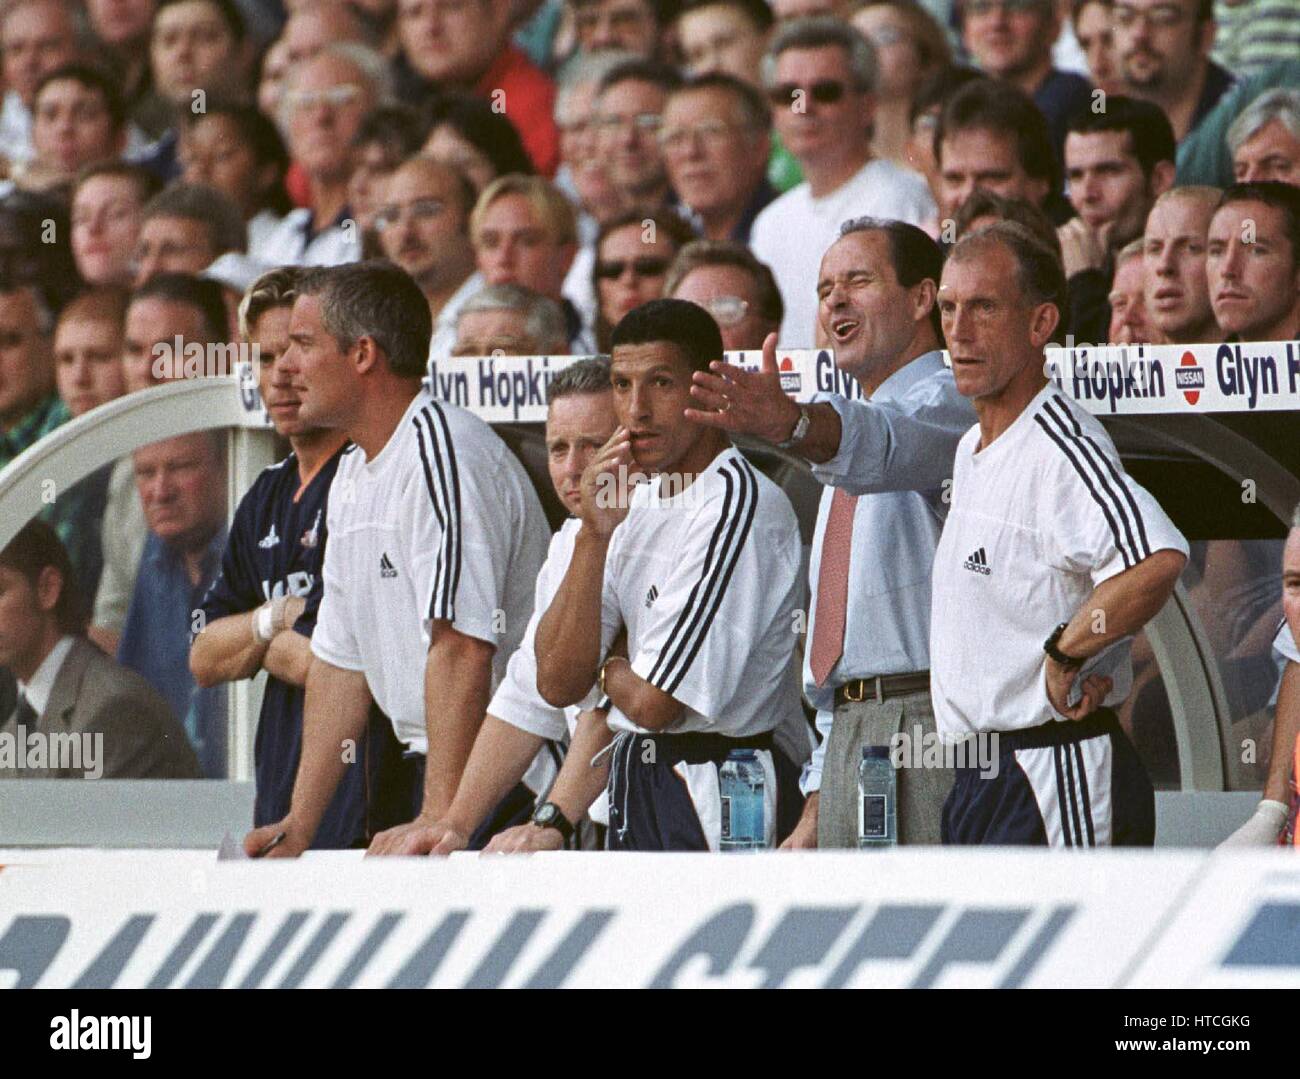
[{"xmin": 191, "ymin": 267, "xmax": 404, "ymax": 847}]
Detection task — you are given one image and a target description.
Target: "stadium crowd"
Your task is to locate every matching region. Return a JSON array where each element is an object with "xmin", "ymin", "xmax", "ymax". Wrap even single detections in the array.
[{"xmin": 0, "ymin": 0, "xmax": 1296, "ymax": 852}]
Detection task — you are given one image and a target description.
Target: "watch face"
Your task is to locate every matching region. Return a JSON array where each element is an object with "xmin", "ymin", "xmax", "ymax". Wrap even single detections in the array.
[{"xmin": 534, "ymin": 803, "xmax": 557, "ymax": 826}]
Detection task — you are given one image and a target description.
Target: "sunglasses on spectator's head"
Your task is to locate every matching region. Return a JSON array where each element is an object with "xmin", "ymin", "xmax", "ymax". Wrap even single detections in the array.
[
  {"xmin": 767, "ymin": 80, "xmax": 848, "ymax": 107},
  {"xmin": 595, "ymin": 256, "xmax": 670, "ymax": 280}
]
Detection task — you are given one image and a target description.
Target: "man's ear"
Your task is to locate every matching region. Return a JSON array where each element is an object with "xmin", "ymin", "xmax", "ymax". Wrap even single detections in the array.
[
  {"xmin": 1029, "ymin": 300, "xmax": 1061, "ymax": 350},
  {"xmin": 911, "ymin": 277, "xmax": 937, "ymax": 327},
  {"xmin": 352, "ymin": 334, "xmax": 382, "ymax": 376},
  {"xmin": 35, "ymin": 564, "xmax": 63, "ymax": 618},
  {"xmin": 1150, "ymin": 160, "xmax": 1176, "ymax": 199}
]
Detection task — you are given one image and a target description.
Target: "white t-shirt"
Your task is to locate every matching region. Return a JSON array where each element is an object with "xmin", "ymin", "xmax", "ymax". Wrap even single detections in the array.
[
  {"xmin": 601, "ymin": 446, "xmax": 805, "ymax": 738},
  {"xmin": 251, "ymin": 207, "xmax": 362, "ymax": 268},
  {"xmin": 749, "ymin": 157, "xmax": 936, "ymax": 348},
  {"xmin": 931, "ymin": 385, "xmax": 1188, "ymax": 740},
  {"xmin": 312, "ymin": 390, "xmax": 550, "ymax": 751},
  {"xmin": 490, "ymin": 517, "xmax": 608, "ymax": 823}
]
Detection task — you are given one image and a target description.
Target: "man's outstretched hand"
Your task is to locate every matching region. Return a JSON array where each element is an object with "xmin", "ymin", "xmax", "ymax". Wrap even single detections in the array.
[{"xmin": 686, "ymin": 332, "xmax": 801, "ymax": 444}]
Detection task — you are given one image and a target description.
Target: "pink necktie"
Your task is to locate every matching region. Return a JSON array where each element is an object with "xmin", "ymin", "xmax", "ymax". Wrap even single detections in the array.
[{"xmin": 809, "ymin": 488, "xmax": 857, "ymax": 686}]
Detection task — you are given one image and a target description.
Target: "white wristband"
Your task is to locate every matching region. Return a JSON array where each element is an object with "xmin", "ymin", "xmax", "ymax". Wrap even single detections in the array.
[{"xmin": 253, "ymin": 604, "xmax": 276, "ymax": 643}]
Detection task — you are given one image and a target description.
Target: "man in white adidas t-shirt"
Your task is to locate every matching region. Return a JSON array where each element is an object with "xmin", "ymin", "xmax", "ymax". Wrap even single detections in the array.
[
  {"xmin": 1223, "ymin": 508, "xmax": 1300, "ymax": 847},
  {"xmin": 535, "ymin": 298, "xmax": 807, "ymax": 851},
  {"xmin": 932, "ymin": 222, "xmax": 1189, "ymax": 846},
  {"xmin": 423, "ymin": 359, "xmax": 619, "ymax": 855},
  {"xmin": 243, "ymin": 261, "xmax": 549, "ymax": 858}
]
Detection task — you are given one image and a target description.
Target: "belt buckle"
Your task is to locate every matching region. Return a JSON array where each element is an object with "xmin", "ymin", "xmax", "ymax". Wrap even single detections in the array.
[{"xmin": 842, "ymin": 679, "xmax": 867, "ymax": 703}]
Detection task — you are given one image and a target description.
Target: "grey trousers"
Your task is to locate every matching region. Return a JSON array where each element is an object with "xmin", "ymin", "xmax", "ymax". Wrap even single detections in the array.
[{"xmin": 816, "ymin": 687, "xmax": 955, "ymax": 847}]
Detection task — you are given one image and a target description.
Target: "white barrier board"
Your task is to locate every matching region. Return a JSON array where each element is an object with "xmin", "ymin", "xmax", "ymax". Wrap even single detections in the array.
[{"xmin": 6, "ymin": 849, "xmax": 1296, "ymax": 989}]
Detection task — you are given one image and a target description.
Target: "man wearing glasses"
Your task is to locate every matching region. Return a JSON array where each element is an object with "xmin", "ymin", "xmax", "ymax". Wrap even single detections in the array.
[
  {"xmin": 750, "ymin": 17, "xmax": 935, "ymax": 348},
  {"xmin": 258, "ymin": 46, "xmax": 386, "ymax": 268},
  {"xmin": 592, "ymin": 58, "xmax": 681, "ymax": 215},
  {"xmin": 372, "ymin": 156, "xmax": 482, "ymax": 365},
  {"xmin": 660, "ymin": 73, "xmax": 776, "ymax": 244},
  {"xmin": 1112, "ymin": 0, "xmax": 1236, "ymax": 142},
  {"xmin": 666, "ymin": 239, "xmax": 784, "ymax": 350}
]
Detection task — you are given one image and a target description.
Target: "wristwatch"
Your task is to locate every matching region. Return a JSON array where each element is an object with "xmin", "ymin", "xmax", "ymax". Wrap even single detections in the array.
[
  {"xmin": 532, "ymin": 801, "xmax": 575, "ymax": 841},
  {"xmin": 1043, "ymin": 622, "xmax": 1084, "ymax": 670},
  {"xmin": 777, "ymin": 406, "xmax": 811, "ymax": 449}
]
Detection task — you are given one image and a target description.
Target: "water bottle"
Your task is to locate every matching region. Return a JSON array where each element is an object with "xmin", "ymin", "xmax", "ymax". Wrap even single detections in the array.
[
  {"xmin": 858, "ymin": 745, "xmax": 897, "ymax": 849},
  {"xmin": 719, "ymin": 749, "xmax": 766, "ymax": 851}
]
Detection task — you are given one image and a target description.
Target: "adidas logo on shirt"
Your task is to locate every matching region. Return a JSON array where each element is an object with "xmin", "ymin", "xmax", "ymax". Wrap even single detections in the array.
[
  {"xmin": 963, "ymin": 547, "xmax": 991, "ymax": 575},
  {"xmin": 258, "ymin": 525, "xmax": 279, "ymax": 549},
  {"xmin": 645, "ymin": 585, "xmax": 659, "ymax": 608},
  {"xmin": 379, "ymin": 553, "xmax": 398, "ymax": 579}
]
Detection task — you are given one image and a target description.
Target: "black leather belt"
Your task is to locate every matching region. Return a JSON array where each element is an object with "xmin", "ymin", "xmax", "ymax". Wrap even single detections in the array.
[{"xmin": 834, "ymin": 672, "xmax": 931, "ymax": 706}]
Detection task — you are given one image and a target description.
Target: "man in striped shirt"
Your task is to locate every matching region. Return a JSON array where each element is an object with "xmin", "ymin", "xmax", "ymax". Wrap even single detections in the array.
[
  {"xmin": 534, "ymin": 299, "xmax": 806, "ymax": 850},
  {"xmin": 932, "ymin": 222, "xmax": 1188, "ymax": 846},
  {"xmin": 243, "ymin": 260, "xmax": 549, "ymax": 857}
]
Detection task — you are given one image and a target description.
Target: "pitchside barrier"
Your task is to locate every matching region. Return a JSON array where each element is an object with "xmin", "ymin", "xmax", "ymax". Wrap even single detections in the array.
[{"xmin": 0, "ymin": 848, "xmax": 1296, "ymax": 988}]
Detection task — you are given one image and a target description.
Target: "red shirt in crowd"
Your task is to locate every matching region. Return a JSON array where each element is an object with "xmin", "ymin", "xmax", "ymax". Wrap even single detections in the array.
[{"xmin": 473, "ymin": 45, "xmax": 559, "ymax": 177}]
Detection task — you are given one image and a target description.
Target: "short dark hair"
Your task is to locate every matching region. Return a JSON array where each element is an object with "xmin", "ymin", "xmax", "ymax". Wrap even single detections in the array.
[
  {"xmin": 1217, "ymin": 180, "xmax": 1300, "ymax": 269},
  {"xmin": 909, "ymin": 63, "xmax": 982, "ymax": 128},
  {"xmin": 184, "ymin": 103, "xmax": 291, "ymax": 215},
  {"xmin": 425, "ymin": 92, "xmax": 535, "ymax": 183},
  {"xmin": 937, "ymin": 78, "xmax": 1059, "ymax": 195},
  {"xmin": 677, "ymin": 0, "xmax": 773, "ymax": 32},
  {"xmin": 0, "ymin": 520, "xmax": 82, "ymax": 634},
  {"xmin": 156, "ymin": 0, "xmax": 246, "ymax": 40},
  {"xmin": 610, "ymin": 297, "xmax": 723, "ymax": 373},
  {"xmin": 296, "ymin": 261, "xmax": 432, "ymax": 380},
  {"xmin": 143, "ymin": 182, "xmax": 247, "ymax": 256},
  {"xmin": 352, "ymin": 104, "xmax": 429, "ymax": 159},
  {"xmin": 668, "ymin": 71, "xmax": 770, "ymax": 132},
  {"xmin": 664, "ymin": 239, "xmax": 784, "ymax": 326},
  {"xmin": 597, "ymin": 58, "xmax": 683, "ymax": 97},
  {"xmin": 1066, "ymin": 95, "xmax": 1176, "ymax": 182},
  {"xmin": 950, "ymin": 220, "xmax": 1070, "ymax": 344},
  {"xmin": 838, "ymin": 217, "xmax": 946, "ymax": 339},
  {"xmin": 131, "ymin": 272, "xmax": 229, "ymax": 344},
  {"xmin": 953, "ymin": 189, "xmax": 1063, "ymax": 262},
  {"xmin": 74, "ymin": 161, "xmax": 164, "ymax": 206},
  {"xmin": 35, "ymin": 62, "xmax": 125, "ymax": 132}
]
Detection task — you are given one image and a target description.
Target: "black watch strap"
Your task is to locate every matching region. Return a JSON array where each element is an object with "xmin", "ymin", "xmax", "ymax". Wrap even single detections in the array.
[
  {"xmin": 532, "ymin": 801, "xmax": 575, "ymax": 841},
  {"xmin": 1043, "ymin": 622, "xmax": 1084, "ymax": 670}
]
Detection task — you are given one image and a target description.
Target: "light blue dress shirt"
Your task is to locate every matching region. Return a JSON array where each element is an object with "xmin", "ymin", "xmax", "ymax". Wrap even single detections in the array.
[{"xmin": 800, "ymin": 350, "xmax": 975, "ymax": 794}]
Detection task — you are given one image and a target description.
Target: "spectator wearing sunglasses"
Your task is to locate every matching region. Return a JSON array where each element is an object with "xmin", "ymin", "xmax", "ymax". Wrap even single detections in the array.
[
  {"xmin": 592, "ymin": 59, "xmax": 682, "ymax": 217},
  {"xmin": 958, "ymin": 0, "xmax": 1094, "ymax": 168},
  {"xmin": 472, "ymin": 173, "xmax": 593, "ymax": 351},
  {"xmin": 591, "ymin": 208, "xmax": 696, "ymax": 351},
  {"xmin": 751, "ymin": 17, "xmax": 936, "ymax": 347},
  {"xmin": 661, "ymin": 73, "xmax": 776, "ymax": 245},
  {"xmin": 666, "ymin": 238, "xmax": 784, "ymax": 349}
]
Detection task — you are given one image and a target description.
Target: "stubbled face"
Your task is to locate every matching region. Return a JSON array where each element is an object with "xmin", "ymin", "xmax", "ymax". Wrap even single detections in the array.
[
  {"xmin": 1233, "ymin": 119, "xmax": 1300, "ymax": 185},
  {"xmin": 55, "ymin": 316, "xmax": 125, "ymax": 416},
  {"xmin": 1114, "ymin": 0, "xmax": 1204, "ymax": 95},
  {"xmin": 817, "ymin": 230, "xmax": 921, "ymax": 380},
  {"xmin": 1065, "ymin": 129, "xmax": 1154, "ymax": 243},
  {"xmin": 0, "ymin": 289, "xmax": 51, "ymax": 429},
  {"xmin": 938, "ymin": 242, "xmax": 1049, "ymax": 402},
  {"xmin": 1142, "ymin": 194, "xmax": 1216, "ymax": 342},
  {"xmin": 453, "ymin": 307, "xmax": 550, "ymax": 356},
  {"xmin": 677, "ymin": 4, "xmax": 765, "ymax": 83},
  {"xmin": 250, "ymin": 305, "xmax": 319, "ymax": 439},
  {"xmin": 1206, "ymin": 199, "xmax": 1300, "ymax": 340},
  {"xmin": 661, "ymin": 87, "xmax": 768, "ymax": 217},
  {"xmin": 72, "ymin": 175, "xmax": 145, "ymax": 287},
  {"xmin": 151, "ymin": 0, "xmax": 242, "ymax": 105},
  {"xmin": 546, "ymin": 390, "xmax": 617, "ymax": 514},
  {"xmin": 133, "ymin": 432, "xmax": 226, "ymax": 548},
  {"xmin": 1107, "ymin": 255, "xmax": 1160, "ymax": 344},
  {"xmin": 596, "ymin": 223, "xmax": 675, "ymax": 329},
  {"xmin": 671, "ymin": 263, "xmax": 774, "ymax": 351},
  {"xmin": 938, "ymin": 127, "xmax": 1047, "ymax": 222},
  {"xmin": 610, "ymin": 341, "xmax": 705, "ymax": 473},
  {"xmin": 961, "ymin": 0, "xmax": 1056, "ymax": 82},
  {"xmin": 397, "ymin": 0, "xmax": 505, "ymax": 83},
  {"xmin": 32, "ymin": 78, "xmax": 121, "ymax": 176},
  {"xmin": 122, "ymin": 298, "xmax": 206, "ymax": 393},
  {"xmin": 1, "ymin": 0, "xmax": 78, "ymax": 107},
  {"xmin": 474, "ymin": 193, "xmax": 573, "ymax": 301}
]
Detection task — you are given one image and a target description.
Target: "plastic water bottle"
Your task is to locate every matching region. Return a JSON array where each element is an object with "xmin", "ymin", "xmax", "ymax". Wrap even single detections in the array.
[
  {"xmin": 720, "ymin": 749, "xmax": 766, "ymax": 851},
  {"xmin": 858, "ymin": 745, "xmax": 897, "ymax": 849}
]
